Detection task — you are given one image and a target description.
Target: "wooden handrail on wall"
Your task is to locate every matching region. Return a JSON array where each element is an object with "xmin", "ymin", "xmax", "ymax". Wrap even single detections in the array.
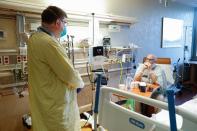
[
  {"xmin": 143, "ymin": 57, "xmax": 171, "ymax": 64},
  {"xmin": 156, "ymin": 58, "xmax": 171, "ymax": 64}
]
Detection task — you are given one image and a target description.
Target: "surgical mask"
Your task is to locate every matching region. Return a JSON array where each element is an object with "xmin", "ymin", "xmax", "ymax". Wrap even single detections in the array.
[{"xmin": 60, "ymin": 26, "xmax": 67, "ymax": 37}]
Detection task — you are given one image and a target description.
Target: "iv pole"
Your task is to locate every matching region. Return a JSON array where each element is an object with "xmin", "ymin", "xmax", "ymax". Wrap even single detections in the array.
[
  {"xmin": 181, "ymin": 26, "xmax": 193, "ymax": 91},
  {"xmin": 92, "ymin": 13, "xmax": 95, "ymax": 46},
  {"xmin": 66, "ymin": 35, "xmax": 75, "ymax": 67},
  {"xmin": 182, "ymin": 26, "xmax": 187, "ymax": 84}
]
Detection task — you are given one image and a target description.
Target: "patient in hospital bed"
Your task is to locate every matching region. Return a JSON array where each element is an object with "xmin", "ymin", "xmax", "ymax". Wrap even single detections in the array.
[
  {"xmin": 134, "ymin": 54, "xmax": 175, "ymax": 94},
  {"xmin": 133, "ymin": 55, "xmax": 176, "ymax": 116},
  {"xmin": 134, "ymin": 54, "xmax": 170, "ymax": 91}
]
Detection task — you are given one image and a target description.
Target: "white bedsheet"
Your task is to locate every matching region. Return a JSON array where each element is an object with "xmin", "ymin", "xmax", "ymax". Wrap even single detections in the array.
[{"xmin": 152, "ymin": 97, "xmax": 197, "ymax": 129}]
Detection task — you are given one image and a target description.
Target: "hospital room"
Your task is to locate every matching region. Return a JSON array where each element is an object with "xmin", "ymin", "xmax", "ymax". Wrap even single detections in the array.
[{"xmin": 0, "ymin": 0, "xmax": 197, "ymax": 131}]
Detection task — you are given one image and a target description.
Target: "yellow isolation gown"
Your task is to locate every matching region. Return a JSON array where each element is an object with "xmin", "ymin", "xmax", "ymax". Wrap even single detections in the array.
[{"xmin": 28, "ymin": 31, "xmax": 83, "ymax": 131}]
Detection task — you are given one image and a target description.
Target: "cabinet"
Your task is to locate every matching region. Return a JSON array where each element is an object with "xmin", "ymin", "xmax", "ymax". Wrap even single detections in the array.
[
  {"xmin": 183, "ymin": 61, "xmax": 197, "ymax": 87},
  {"xmin": 0, "ymin": 90, "xmax": 29, "ymax": 131}
]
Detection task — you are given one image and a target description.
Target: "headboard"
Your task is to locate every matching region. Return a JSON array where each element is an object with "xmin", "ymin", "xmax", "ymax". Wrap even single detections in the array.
[{"xmin": 143, "ymin": 57, "xmax": 171, "ymax": 64}]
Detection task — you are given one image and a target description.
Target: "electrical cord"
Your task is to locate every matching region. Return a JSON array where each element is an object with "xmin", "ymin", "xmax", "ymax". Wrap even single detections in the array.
[
  {"xmin": 86, "ymin": 62, "xmax": 95, "ymax": 83},
  {"xmin": 119, "ymin": 60, "xmax": 123, "ymax": 84}
]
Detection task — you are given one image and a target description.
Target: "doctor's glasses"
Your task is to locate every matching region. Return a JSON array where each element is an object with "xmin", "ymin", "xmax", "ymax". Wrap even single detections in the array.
[{"xmin": 60, "ymin": 19, "xmax": 68, "ymax": 26}]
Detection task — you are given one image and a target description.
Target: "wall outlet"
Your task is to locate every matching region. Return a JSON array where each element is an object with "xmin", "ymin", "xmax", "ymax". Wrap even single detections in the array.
[
  {"xmin": 17, "ymin": 55, "xmax": 22, "ymax": 63},
  {"xmin": 3, "ymin": 56, "xmax": 9, "ymax": 65},
  {"xmin": 23, "ymin": 55, "xmax": 27, "ymax": 61},
  {"xmin": 0, "ymin": 56, "xmax": 2, "ymax": 65}
]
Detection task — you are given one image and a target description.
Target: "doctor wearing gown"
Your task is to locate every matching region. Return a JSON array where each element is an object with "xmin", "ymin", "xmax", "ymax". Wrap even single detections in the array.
[{"xmin": 28, "ymin": 6, "xmax": 84, "ymax": 131}]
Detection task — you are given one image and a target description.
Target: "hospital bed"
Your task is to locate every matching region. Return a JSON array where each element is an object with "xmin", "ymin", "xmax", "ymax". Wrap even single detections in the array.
[
  {"xmin": 152, "ymin": 96, "xmax": 197, "ymax": 130},
  {"xmin": 98, "ymin": 86, "xmax": 197, "ymax": 131}
]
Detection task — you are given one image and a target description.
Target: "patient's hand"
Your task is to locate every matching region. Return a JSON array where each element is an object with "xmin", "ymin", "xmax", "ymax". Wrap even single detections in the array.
[
  {"xmin": 143, "ymin": 62, "xmax": 152, "ymax": 70},
  {"xmin": 149, "ymin": 71, "xmax": 157, "ymax": 83}
]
